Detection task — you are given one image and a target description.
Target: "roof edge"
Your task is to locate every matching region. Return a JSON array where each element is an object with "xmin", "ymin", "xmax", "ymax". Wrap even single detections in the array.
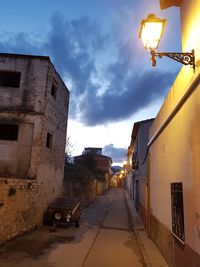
[
  {"xmin": 0, "ymin": 52, "xmax": 50, "ymax": 61},
  {"xmin": 160, "ymin": 0, "xmax": 182, "ymax": 10}
]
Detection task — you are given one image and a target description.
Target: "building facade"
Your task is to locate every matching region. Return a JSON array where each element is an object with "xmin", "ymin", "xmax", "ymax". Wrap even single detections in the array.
[
  {"xmin": 148, "ymin": 0, "xmax": 200, "ymax": 266},
  {"xmin": 0, "ymin": 53, "xmax": 69, "ymax": 244},
  {"xmin": 74, "ymin": 147, "xmax": 112, "ymax": 193},
  {"xmin": 126, "ymin": 119, "xmax": 154, "ymax": 227},
  {"xmin": 75, "ymin": 147, "xmax": 112, "ymax": 175}
]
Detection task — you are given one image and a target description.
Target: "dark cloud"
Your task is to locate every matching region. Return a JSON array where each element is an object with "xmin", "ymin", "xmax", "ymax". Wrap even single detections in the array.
[
  {"xmin": 44, "ymin": 13, "xmax": 107, "ymax": 93},
  {"xmin": 0, "ymin": 13, "xmax": 177, "ymax": 127},
  {"xmin": 103, "ymin": 144, "xmax": 126, "ymax": 163},
  {"xmin": 78, "ymin": 63, "xmax": 177, "ymax": 126}
]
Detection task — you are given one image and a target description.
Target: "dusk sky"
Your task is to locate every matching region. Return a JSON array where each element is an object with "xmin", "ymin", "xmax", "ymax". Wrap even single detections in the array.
[{"xmin": 1, "ymin": 0, "xmax": 182, "ymax": 165}]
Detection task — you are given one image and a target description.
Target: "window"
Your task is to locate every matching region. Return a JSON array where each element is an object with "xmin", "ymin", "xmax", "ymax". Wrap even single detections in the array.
[
  {"xmin": 171, "ymin": 182, "xmax": 185, "ymax": 242},
  {"xmin": 46, "ymin": 132, "xmax": 52, "ymax": 149},
  {"xmin": 0, "ymin": 71, "xmax": 21, "ymax": 88},
  {"xmin": 132, "ymin": 139, "xmax": 139, "ymax": 169},
  {"xmin": 132, "ymin": 153, "xmax": 138, "ymax": 169},
  {"xmin": 51, "ymin": 82, "xmax": 57, "ymax": 99},
  {"xmin": 0, "ymin": 124, "xmax": 19, "ymax": 140}
]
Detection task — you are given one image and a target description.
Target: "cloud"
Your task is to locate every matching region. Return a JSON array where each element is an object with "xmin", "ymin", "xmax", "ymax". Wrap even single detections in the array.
[
  {"xmin": 103, "ymin": 144, "xmax": 127, "ymax": 163},
  {"xmin": 0, "ymin": 12, "xmax": 177, "ymax": 127},
  {"xmin": 0, "ymin": 32, "xmax": 41, "ymax": 54},
  {"xmin": 44, "ymin": 13, "xmax": 108, "ymax": 93},
  {"xmin": 77, "ymin": 56, "xmax": 177, "ymax": 125}
]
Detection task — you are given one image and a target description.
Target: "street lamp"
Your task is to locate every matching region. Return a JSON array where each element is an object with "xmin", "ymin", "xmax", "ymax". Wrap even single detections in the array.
[
  {"xmin": 139, "ymin": 13, "xmax": 195, "ymax": 70},
  {"xmin": 123, "ymin": 160, "xmax": 127, "ymax": 167}
]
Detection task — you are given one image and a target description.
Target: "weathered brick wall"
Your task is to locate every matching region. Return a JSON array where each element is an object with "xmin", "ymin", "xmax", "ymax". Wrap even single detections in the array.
[
  {"xmin": 0, "ymin": 171, "xmax": 64, "ymax": 244},
  {"xmin": 0, "ymin": 113, "xmax": 43, "ymax": 179},
  {"xmin": 38, "ymin": 60, "xmax": 69, "ymax": 172},
  {"xmin": 0, "ymin": 55, "xmax": 49, "ymax": 113},
  {"xmin": 0, "ymin": 54, "xmax": 69, "ymax": 244},
  {"xmin": 0, "ymin": 178, "xmax": 41, "ymax": 244}
]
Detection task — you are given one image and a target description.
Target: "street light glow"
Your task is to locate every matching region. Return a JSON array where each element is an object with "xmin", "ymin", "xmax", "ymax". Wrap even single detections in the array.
[
  {"xmin": 139, "ymin": 13, "xmax": 195, "ymax": 69},
  {"xmin": 139, "ymin": 13, "xmax": 166, "ymax": 50},
  {"xmin": 123, "ymin": 160, "xmax": 127, "ymax": 166}
]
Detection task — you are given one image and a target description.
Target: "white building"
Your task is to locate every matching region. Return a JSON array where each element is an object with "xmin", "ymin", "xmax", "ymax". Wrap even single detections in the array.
[
  {"xmin": 148, "ymin": 0, "xmax": 200, "ymax": 266},
  {"xmin": 126, "ymin": 119, "xmax": 154, "ymax": 228}
]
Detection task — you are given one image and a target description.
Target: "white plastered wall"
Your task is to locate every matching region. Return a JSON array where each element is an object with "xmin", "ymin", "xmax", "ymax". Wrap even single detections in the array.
[{"xmin": 149, "ymin": 0, "xmax": 200, "ymax": 254}]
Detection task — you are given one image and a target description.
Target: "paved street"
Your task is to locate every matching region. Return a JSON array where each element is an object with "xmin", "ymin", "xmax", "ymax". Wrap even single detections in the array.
[{"xmin": 0, "ymin": 188, "xmax": 144, "ymax": 267}]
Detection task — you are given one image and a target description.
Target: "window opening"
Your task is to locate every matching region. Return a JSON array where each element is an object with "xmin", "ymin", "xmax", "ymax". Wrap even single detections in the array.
[
  {"xmin": 0, "ymin": 71, "xmax": 21, "ymax": 88},
  {"xmin": 46, "ymin": 132, "xmax": 52, "ymax": 149},
  {"xmin": 132, "ymin": 138, "xmax": 138, "ymax": 169},
  {"xmin": 171, "ymin": 182, "xmax": 185, "ymax": 242},
  {"xmin": 0, "ymin": 124, "xmax": 19, "ymax": 140},
  {"xmin": 51, "ymin": 82, "xmax": 57, "ymax": 99}
]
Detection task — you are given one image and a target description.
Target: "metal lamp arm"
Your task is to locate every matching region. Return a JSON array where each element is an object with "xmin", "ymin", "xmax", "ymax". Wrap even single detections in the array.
[{"xmin": 150, "ymin": 49, "xmax": 195, "ymax": 70}]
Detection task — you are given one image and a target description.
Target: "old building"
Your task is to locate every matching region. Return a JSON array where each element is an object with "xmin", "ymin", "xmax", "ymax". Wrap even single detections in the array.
[
  {"xmin": 125, "ymin": 119, "xmax": 154, "ymax": 227},
  {"xmin": 0, "ymin": 53, "xmax": 69, "ymax": 244},
  {"xmin": 75, "ymin": 147, "xmax": 112, "ymax": 175},
  {"xmin": 74, "ymin": 147, "xmax": 112, "ymax": 192},
  {"xmin": 147, "ymin": 0, "xmax": 200, "ymax": 266}
]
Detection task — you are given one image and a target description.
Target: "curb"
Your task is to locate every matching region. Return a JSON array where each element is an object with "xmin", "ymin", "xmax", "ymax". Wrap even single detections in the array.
[
  {"xmin": 123, "ymin": 190, "xmax": 152, "ymax": 267},
  {"xmin": 123, "ymin": 190, "xmax": 169, "ymax": 267}
]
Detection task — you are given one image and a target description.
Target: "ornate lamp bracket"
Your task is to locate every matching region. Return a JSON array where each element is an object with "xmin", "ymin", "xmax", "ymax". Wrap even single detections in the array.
[{"xmin": 150, "ymin": 49, "xmax": 195, "ymax": 71}]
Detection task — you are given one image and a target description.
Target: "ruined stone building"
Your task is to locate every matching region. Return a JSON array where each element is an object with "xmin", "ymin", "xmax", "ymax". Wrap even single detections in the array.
[{"xmin": 0, "ymin": 53, "xmax": 69, "ymax": 244}]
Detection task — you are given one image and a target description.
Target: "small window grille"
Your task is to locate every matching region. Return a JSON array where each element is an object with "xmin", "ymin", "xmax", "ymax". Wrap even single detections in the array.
[
  {"xmin": 0, "ymin": 71, "xmax": 21, "ymax": 88},
  {"xmin": 171, "ymin": 182, "xmax": 185, "ymax": 242},
  {"xmin": 46, "ymin": 132, "xmax": 53, "ymax": 149},
  {"xmin": 0, "ymin": 124, "xmax": 18, "ymax": 140}
]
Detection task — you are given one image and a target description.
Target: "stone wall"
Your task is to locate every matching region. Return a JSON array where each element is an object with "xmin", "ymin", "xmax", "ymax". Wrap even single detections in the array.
[
  {"xmin": 0, "ymin": 178, "xmax": 41, "ymax": 244},
  {"xmin": 64, "ymin": 179, "xmax": 108, "ymax": 209},
  {"xmin": 0, "ymin": 166, "xmax": 64, "ymax": 245}
]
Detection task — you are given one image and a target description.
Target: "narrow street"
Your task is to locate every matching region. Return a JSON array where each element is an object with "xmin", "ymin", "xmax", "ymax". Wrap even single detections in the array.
[{"xmin": 0, "ymin": 188, "xmax": 144, "ymax": 267}]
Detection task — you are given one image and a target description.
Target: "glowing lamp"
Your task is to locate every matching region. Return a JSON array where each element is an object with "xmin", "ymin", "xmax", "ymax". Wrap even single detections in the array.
[
  {"xmin": 139, "ymin": 13, "xmax": 166, "ymax": 50},
  {"xmin": 139, "ymin": 14, "xmax": 195, "ymax": 70}
]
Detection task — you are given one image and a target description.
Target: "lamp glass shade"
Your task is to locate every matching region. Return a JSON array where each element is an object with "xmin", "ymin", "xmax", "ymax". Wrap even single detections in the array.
[{"xmin": 139, "ymin": 14, "xmax": 166, "ymax": 50}]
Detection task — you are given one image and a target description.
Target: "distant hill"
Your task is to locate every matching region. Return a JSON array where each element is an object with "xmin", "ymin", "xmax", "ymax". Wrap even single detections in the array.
[{"xmin": 111, "ymin": 165, "xmax": 122, "ymax": 174}]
